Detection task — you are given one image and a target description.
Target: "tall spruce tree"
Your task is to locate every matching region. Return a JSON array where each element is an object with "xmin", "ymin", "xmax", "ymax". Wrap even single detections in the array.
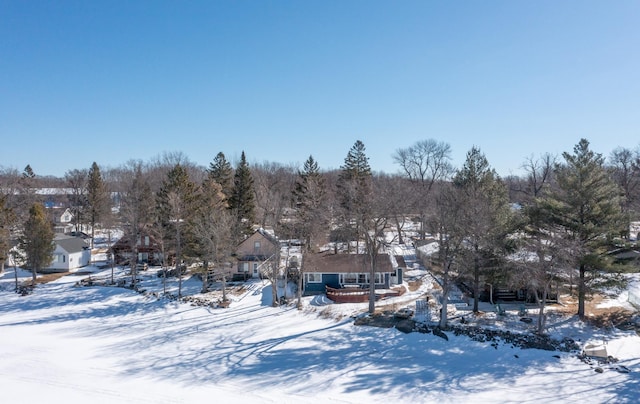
[
  {"xmin": 86, "ymin": 162, "xmax": 110, "ymax": 249},
  {"xmin": 229, "ymin": 151, "xmax": 255, "ymax": 239},
  {"xmin": 17, "ymin": 165, "xmax": 38, "ymax": 222},
  {"xmin": 293, "ymin": 155, "xmax": 327, "ymax": 251},
  {"xmin": 337, "ymin": 140, "xmax": 372, "ymax": 253},
  {"xmin": 550, "ymin": 138, "xmax": 624, "ymax": 320},
  {"xmin": 208, "ymin": 152, "xmax": 234, "ymax": 203},
  {"xmin": 453, "ymin": 147, "xmax": 511, "ymax": 313},
  {"xmin": 0, "ymin": 194, "xmax": 16, "ymax": 274},
  {"xmin": 156, "ymin": 164, "xmax": 198, "ymax": 298},
  {"xmin": 19, "ymin": 203, "xmax": 55, "ymax": 284},
  {"xmin": 292, "ymin": 155, "xmax": 328, "ymax": 308}
]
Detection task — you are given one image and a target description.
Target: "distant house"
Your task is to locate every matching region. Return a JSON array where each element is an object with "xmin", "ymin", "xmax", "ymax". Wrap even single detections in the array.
[
  {"xmin": 235, "ymin": 228, "xmax": 279, "ymax": 280},
  {"xmin": 302, "ymin": 251, "xmax": 399, "ymax": 298},
  {"xmin": 110, "ymin": 232, "xmax": 164, "ymax": 266},
  {"xmin": 50, "ymin": 208, "xmax": 74, "ymax": 234},
  {"xmin": 56, "ymin": 208, "xmax": 73, "ymax": 223},
  {"xmin": 44, "ymin": 234, "xmax": 91, "ymax": 273}
]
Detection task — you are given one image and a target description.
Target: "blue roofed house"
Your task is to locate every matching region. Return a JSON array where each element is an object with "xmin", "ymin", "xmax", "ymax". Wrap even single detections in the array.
[{"xmin": 45, "ymin": 234, "xmax": 91, "ymax": 273}]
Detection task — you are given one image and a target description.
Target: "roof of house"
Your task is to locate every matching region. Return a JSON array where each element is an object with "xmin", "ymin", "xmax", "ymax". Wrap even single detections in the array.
[
  {"xmin": 110, "ymin": 232, "xmax": 163, "ymax": 252},
  {"xmin": 55, "ymin": 235, "xmax": 89, "ymax": 254},
  {"xmin": 237, "ymin": 228, "xmax": 279, "ymax": 249},
  {"xmin": 303, "ymin": 252, "xmax": 394, "ymax": 274},
  {"xmin": 394, "ymin": 255, "xmax": 407, "ymax": 268}
]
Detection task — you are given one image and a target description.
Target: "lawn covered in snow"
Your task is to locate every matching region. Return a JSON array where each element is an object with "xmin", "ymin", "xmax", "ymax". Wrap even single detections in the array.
[{"xmin": 0, "ymin": 265, "xmax": 639, "ymax": 404}]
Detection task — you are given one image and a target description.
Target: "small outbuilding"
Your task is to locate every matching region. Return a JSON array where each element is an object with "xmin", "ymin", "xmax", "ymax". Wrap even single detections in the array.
[{"xmin": 45, "ymin": 234, "xmax": 91, "ymax": 273}]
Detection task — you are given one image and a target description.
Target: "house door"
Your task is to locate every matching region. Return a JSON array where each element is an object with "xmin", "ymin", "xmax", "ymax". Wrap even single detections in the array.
[{"xmin": 253, "ymin": 263, "xmax": 259, "ymax": 278}]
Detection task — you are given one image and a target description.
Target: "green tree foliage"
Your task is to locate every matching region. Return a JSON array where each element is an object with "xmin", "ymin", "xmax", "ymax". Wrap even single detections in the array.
[
  {"xmin": 453, "ymin": 146, "xmax": 511, "ymax": 313},
  {"xmin": 516, "ymin": 199, "xmax": 577, "ymax": 334},
  {"xmin": 17, "ymin": 164, "xmax": 38, "ymax": 222},
  {"xmin": 229, "ymin": 151, "xmax": 256, "ymax": 239},
  {"xmin": 0, "ymin": 194, "xmax": 17, "ymax": 273},
  {"xmin": 208, "ymin": 152, "xmax": 234, "ymax": 203},
  {"xmin": 22, "ymin": 165, "xmax": 35, "ymax": 181},
  {"xmin": 156, "ymin": 164, "xmax": 198, "ymax": 297},
  {"xmin": 293, "ymin": 155, "xmax": 327, "ymax": 251},
  {"xmin": 337, "ymin": 140, "xmax": 372, "ymax": 252},
  {"xmin": 549, "ymin": 138, "xmax": 624, "ymax": 320},
  {"xmin": 19, "ymin": 203, "xmax": 55, "ymax": 283},
  {"xmin": 87, "ymin": 162, "xmax": 110, "ymax": 248},
  {"xmin": 192, "ymin": 176, "xmax": 234, "ymax": 294}
]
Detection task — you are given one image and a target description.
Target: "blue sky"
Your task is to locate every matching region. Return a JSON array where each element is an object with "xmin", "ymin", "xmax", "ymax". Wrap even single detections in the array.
[{"xmin": 2, "ymin": 1, "xmax": 639, "ymax": 177}]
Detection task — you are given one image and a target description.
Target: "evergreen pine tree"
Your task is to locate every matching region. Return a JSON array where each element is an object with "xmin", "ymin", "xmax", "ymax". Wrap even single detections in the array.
[
  {"xmin": 549, "ymin": 138, "xmax": 624, "ymax": 320},
  {"xmin": 0, "ymin": 194, "xmax": 16, "ymax": 274},
  {"xmin": 19, "ymin": 203, "xmax": 55, "ymax": 283},
  {"xmin": 293, "ymin": 155, "xmax": 327, "ymax": 251},
  {"xmin": 156, "ymin": 164, "xmax": 198, "ymax": 297},
  {"xmin": 87, "ymin": 162, "xmax": 110, "ymax": 249},
  {"xmin": 229, "ymin": 151, "xmax": 255, "ymax": 239},
  {"xmin": 337, "ymin": 140, "xmax": 372, "ymax": 252},
  {"xmin": 453, "ymin": 146, "xmax": 511, "ymax": 313},
  {"xmin": 208, "ymin": 152, "xmax": 234, "ymax": 203},
  {"xmin": 22, "ymin": 165, "xmax": 35, "ymax": 181}
]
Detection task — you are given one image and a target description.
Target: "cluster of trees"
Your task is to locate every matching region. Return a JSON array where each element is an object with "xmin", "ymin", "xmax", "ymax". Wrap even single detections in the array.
[{"xmin": 0, "ymin": 139, "xmax": 637, "ymax": 332}]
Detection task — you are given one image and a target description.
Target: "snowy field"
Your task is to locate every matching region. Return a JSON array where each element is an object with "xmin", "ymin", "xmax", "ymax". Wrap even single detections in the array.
[{"xmin": 1, "ymin": 265, "xmax": 639, "ymax": 404}]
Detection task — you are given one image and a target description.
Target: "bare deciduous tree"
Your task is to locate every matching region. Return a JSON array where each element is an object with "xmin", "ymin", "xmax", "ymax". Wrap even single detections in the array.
[{"xmin": 393, "ymin": 139, "xmax": 453, "ymax": 239}]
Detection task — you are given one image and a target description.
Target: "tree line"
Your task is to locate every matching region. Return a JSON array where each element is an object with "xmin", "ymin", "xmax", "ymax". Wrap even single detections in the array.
[{"xmin": 1, "ymin": 138, "xmax": 637, "ymax": 333}]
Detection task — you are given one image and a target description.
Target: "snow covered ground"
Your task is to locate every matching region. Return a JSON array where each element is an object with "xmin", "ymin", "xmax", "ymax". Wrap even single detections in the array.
[{"xmin": 1, "ymin": 264, "xmax": 639, "ymax": 404}]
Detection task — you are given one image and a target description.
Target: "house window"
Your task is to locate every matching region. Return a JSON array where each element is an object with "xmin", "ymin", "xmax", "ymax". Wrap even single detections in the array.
[
  {"xmin": 340, "ymin": 273, "xmax": 358, "ymax": 284},
  {"xmin": 306, "ymin": 273, "xmax": 322, "ymax": 283},
  {"xmin": 144, "ymin": 236, "xmax": 150, "ymax": 246},
  {"xmin": 358, "ymin": 274, "xmax": 367, "ymax": 283},
  {"xmin": 254, "ymin": 241, "xmax": 261, "ymax": 252},
  {"xmin": 241, "ymin": 262, "xmax": 249, "ymax": 272},
  {"xmin": 53, "ymin": 254, "xmax": 65, "ymax": 263}
]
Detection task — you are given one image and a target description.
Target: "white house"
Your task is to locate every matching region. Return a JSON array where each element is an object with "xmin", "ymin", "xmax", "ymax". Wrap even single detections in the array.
[{"xmin": 45, "ymin": 235, "xmax": 91, "ymax": 273}]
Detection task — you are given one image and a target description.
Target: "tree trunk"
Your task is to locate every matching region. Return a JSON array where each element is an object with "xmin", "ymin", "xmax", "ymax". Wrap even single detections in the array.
[
  {"xmin": 201, "ymin": 261, "xmax": 209, "ymax": 294},
  {"xmin": 13, "ymin": 262, "xmax": 18, "ymax": 292},
  {"xmin": 271, "ymin": 271, "xmax": 279, "ymax": 307},
  {"xmin": 394, "ymin": 216, "xmax": 404, "ymax": 245},
  {"xmin": 472, "ymin": 254, "xmax": 480, "ymax": 313},
  {"xmin": 439, "ymin": 267, "xmax": 450, "ymax": 328},
  {"xmin": 578, "ymin": 264, "xmax": 586, "ymax": 320},
  {"xmin": 368, "ymin": 254, "xmax": 376, "ymax": 314},
  {"xmin": 222, "ymin": 274, "xmax": 227, "ymax": 303},
  {"xmin": 296, "ymin": 265, "xmax": 303, "ymax": 310},
  {"xmin": 176, "ymin": 225, "xmax": 182, "ymax": 298},
  {"xmin": 536, "ymin": 288, "xmax": 548, "ymax": 335}
]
